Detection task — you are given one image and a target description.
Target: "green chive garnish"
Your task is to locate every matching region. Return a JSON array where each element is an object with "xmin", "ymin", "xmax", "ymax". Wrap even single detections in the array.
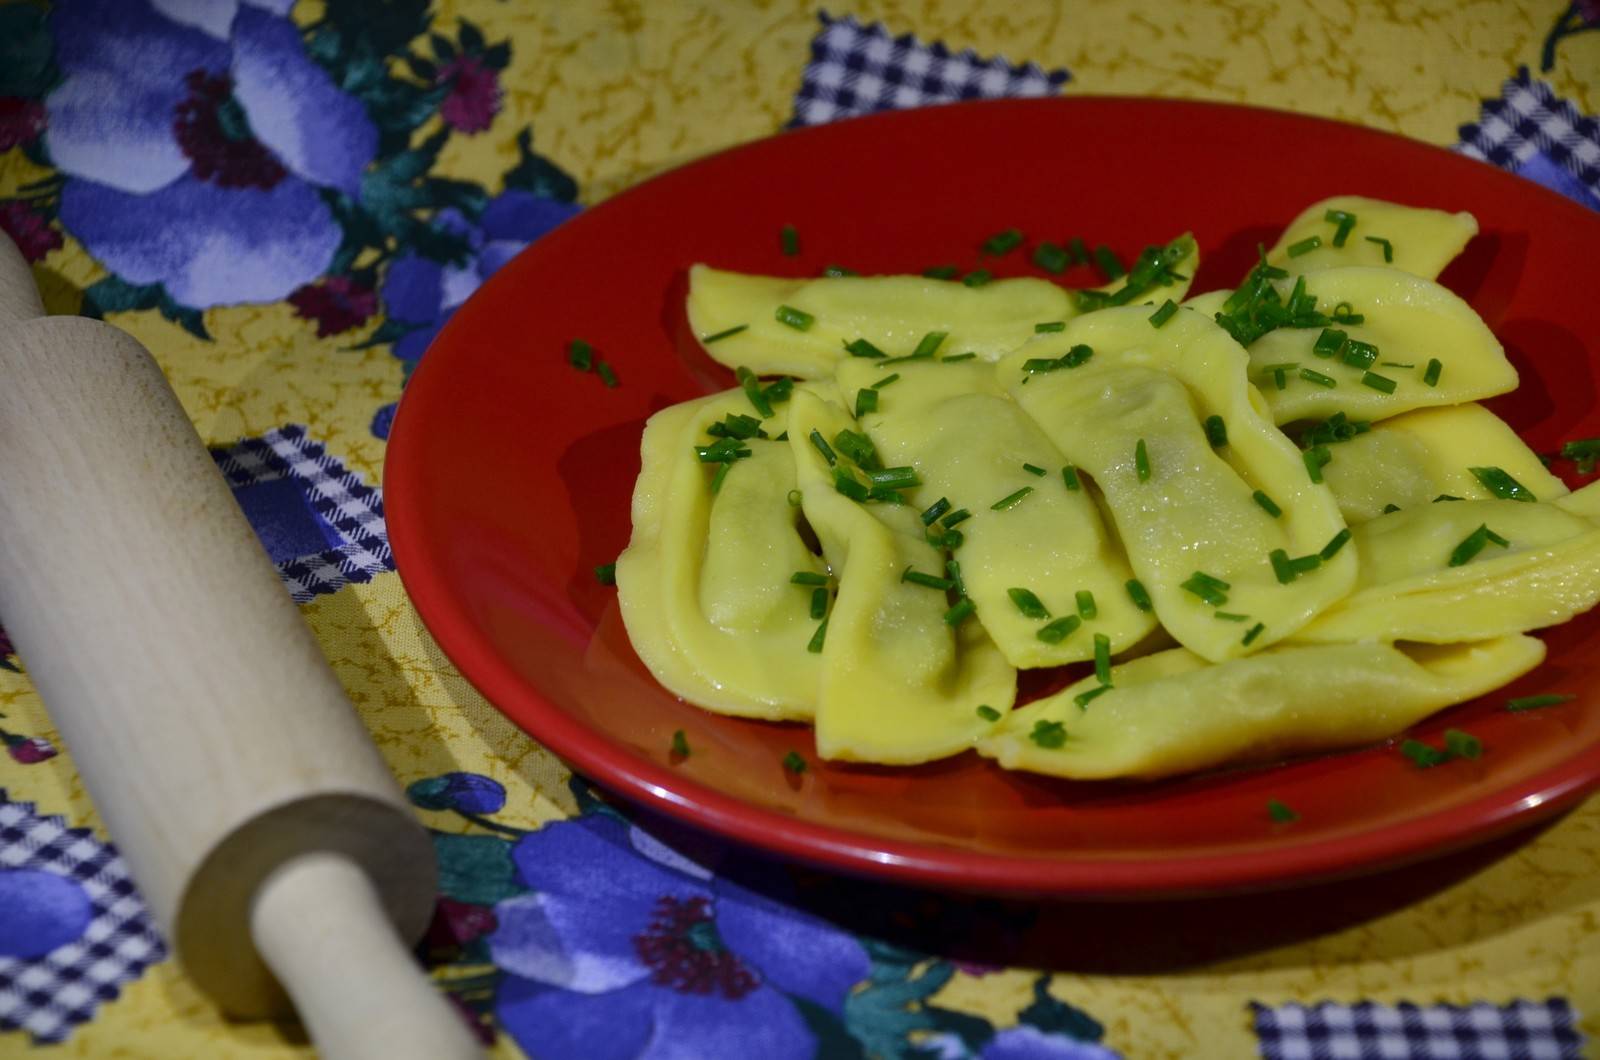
[
  {"xmin": 1204, "ymin": 415, "xmax": 1228, "ymax": 447},
  {"xmin": 791, "ymin": 571, "xmax": 829, "ymax": 586},
  {"xmin": 1243, "ymin": 622, "xmax": 1265, "ymax": 646},
  {"xmin": 833, "ymin": 429, "xmax": 878, "ymax": 468},
  {"xmin": 1289, "ymin": 553, "xmax": 1322, "ymax": 575},
  {"xmin": 944, "ymin": 598, "xmax": 976, "ymax": 626},
  {"xmin": 855, "ymin": 388, "xmax": 878, "ymax": 417},
  {"xmin": 783, "ymin": 750, "xmax": 808, "ymax": 773},
  {"xmin": 845, "ymin": 337, "xmax": 887, "ymax": 359},
  {"xmin": 1022, "ymin": 462, "xmax": 1047, "ymax": 477},
  {"xmin": 962, "ymin": 269, "xmax": 992, "ymax": 287},
  {"xmin": 809, "ymin": 586, "xmax": 828, "ymax": 619},
  {"xmin": 808, "ymin": 429, "xmax": 836, "ymax": 466},
  {"xmin": 709, "ymin": 462, "xmax": 731, "ymax": 493},
  {"xmin": 1214, "ymin": 611, "xmax": 1249, "ymax": 622},
  {"xmin": 1269, "ymin": 549, "xmax": 1295, "ymax": 584},
  {"xmin": 696, "ymin": 437, "xmax": 751, "ymax": 463},
  {"xmin": 788, "ymin": 489, "xmax": 803, "ymax": 506},
  {"xmin": 1029, "ymin": 719, "xmax": 1067, "ymax": 748},
  {"xmin": 977, "ymin": 704, "xmax": 1002, "ymax": 722},
  {"xmin": 946, "ymin": 559, "xmax": 966, "ymax": 596},
  {"xmin": 871, "ymin": 372, "xmax": 900, "ymax": 388},
  {"xmin": 1381, "ymin": 361, "xmax": 1414, "ymax": 369},
  {"xmin": 1033, "ymin": 241, "xmax": 1069, "ymax": 273},
  {"xmin": 1093, "ymin": 244, "xmax": 1126, "ymax": 279},
  {"xmin": 991, "ymin": 486, "xmax": 1034, "ymax": 511},
  {"xmin": 832, "ymin": 468, "xmax": 869, "ymax": 501},
  {"xmin": 902, "ymin": 567, "xmax": 954, "ymax": 591},
  {"xmin": 1074, "ymin": 685, "xmax": 1110, "ymax": 710},
  {"xmin": 568, "ymin": 338, "xmax": 594, "ymax": 371},
  {"xmin": 736, "ymin": 365, "xmax": 774, "ymax": 418},
  {"xmin": 1435, "ymin": 494, "xmax": 1463, "ymax": 503},
  {"xmin": 942, "ymin": 508, "xmax": 972, "ymax": 528},
  {"xmin": 1093, "ymin": 632, "xmax": 1112, "ymax": 684},
  {"xmin": 1448, "ymin": 524, "xmax": 1493, "ymax": 567},
  {"xmin": 1149, "ymin": 299, "xmax": 1179, "ymax": 327},
  {"xmin": 1332, "ymin": 302, "xmax": 1363, "ymax": 324},
  {"xmin": 594, "ymin": 562, "xmax": 617, "ymax": 585},
  {"xmin": 1126, "ymin": 579, "xmax": 1153, "ymax": 612},
  {"xmin": 921, "ymin": 497, "xmax": 951, "ymax": 526},
  {"xmin": 1299, "ymin": 368, "xmax": 1337, "ymax": 388},
  {"xmin": 1287, "ymin": 235, "xmax": 1322, "ymax": 257},
  {"xmin": 941, "ymin": 352, "xmax": 977, "ymax": 362},
  {"xmin": 1253, "ymin": 490, "xmax": 1283, "ymax": 518},
  {"xmin": 1401, "ymin": 738, "xmax": 1450, "ymax": 769},
  {"xmin": 1135, "ymin": 439, "xmax": 1151, "ymax": 482},
  {"xmin": 1507, "ymin": 693, "xmax": 1574, "ymax": 712},
  {"xmin": 1034, "ymin": 321, "xmax": 1067, "ymax": 333},
  {"xmin": 1469, "ymin": 466, "xmax": 1536, "ymax": 502},
  {"xmin": 775, "ymin": 304, "xmax": 813, "ymax": 330},
  {"xmin": 868, "ymin": 466, "xmax": 919, "ymax": 491},
  {"xmin": 1180, "ymin": 572, "xmax": 1230, "ymax": 607},
  {"xmin": 1444, "ymin": 728, "xmax": 1482, "ymax": 760},
  {"xmin": 911, "ymin": 331, "xmax": 947, "ymax": 358},
  {"xmin": 1007, "ymin": 587, "xmax": 1050, "ymax": 620},
  {"xmin": 1381, "ymin": 502, "xmax": 1400, "ymax": 514},
  {"xmin": 1560, "ymin": 437, "xmax": 1600, "ymax": 473},
  {"xmin": 1313, "ymin": 327, "xmax": 1347, "ymax": 358},
  {"xmin": 1037, "ymin": 615, "xmax": 1081, "ymax": 644},
  {"xmin": 671, "ymin": 729, "xmax": 690, "ymax": 757},
  {"xmin": 1341, "ymin": 340, "xmax": 1379, "ymax": 369},
  {"xmin": 923, "ymin": 264, "xmax": 959, "ymax": 280},
  {"xmin": 597, "ymin": 361, "xmax": 619, "ymax": 388},
  {"xmin": 941, "ymin": 528, "xmax": 965, "ymax": 549},
  {"xmin": 780, "ymin": 224, "xmax": 799, "ymax": 256},
  {"xmin": 806, "ymin": 618, "xmax": 828, "ymax": 653},
  {"xmin": 1068, "ymin": 236, "xmax": 1089, "ymax": 264},
  {"xmin": 1320, "ymin": 528, "xmax": 1352, "ymax": 559},
  {"xmin": 1304, "ymin": 445, "xmax": 1332, "ymax": 483},
  {"xmin": 764, "ymin": 378, "xmax": 794, "ymax": 404},
  {"xmin": 982, "ymin": 227, "xmax": 1024, "ymax": 255},
  {"xmin": 1361, "ymin": 371, "xmax": 1397, "ymax": 393},
  {"xmin": 1061, "ymin": 465, "xmax": 1081, "ymax": 491},
  {"xmin": 1267, "ymin": 798, "xmax": 1299, "ymax": 823},
  {"xmin": 1423, "ymin": 358, "xmax": 1442, "ymax": 386},
  {"xmin": 1364, "ymin": 235, "xmax": 1393, "ymax": 262},
  {"xmin": 1324, "ymin": 208, "xmax": 1357, "ymax": 247},
  {"xmin": 1077, "ymin": 590, "xmax": 1097, "ymax": 620}
]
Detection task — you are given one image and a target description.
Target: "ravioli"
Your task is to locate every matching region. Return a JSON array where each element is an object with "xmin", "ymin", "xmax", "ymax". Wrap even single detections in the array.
[
  {"xmin": 978, "ymin": 636, "xmax": 1545, "ymax": 780},
  {"xmin": 787, "ymin": 389, "xmax": 1015, "ymax": 762},
  {"xmin": 1266, "ymin": 195, "xmax": 1478, "ymax": 279},
  {"xmin": 1292, "ymin": 499, "xmax": 1600, "ymax": 643},
  {"xmin": 616, "ymin": 391, "xmax": 822, "ymax": 719},
  {"xmin": 1246, "ymin": 267, "xmax": 1516, "ymax": 424},
  {"xmin": 999, "ymin": 306, "xmax": 1355, "ymax": 661},
  {"xmin": 834, "ymin": 357, "xmax": 1155, "ymax": 668},
  {"xmin": 1318, "ymin": 403, "xmax": 1568, "ymax": 523}
]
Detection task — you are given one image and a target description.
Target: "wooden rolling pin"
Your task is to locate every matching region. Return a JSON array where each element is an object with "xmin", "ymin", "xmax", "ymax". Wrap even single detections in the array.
[{"xmin": 0, "ymin": 232, "xmax": 482, "ymax": 1060}]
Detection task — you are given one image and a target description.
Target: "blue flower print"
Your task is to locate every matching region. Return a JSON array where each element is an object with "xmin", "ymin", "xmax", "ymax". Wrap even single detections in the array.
[
  {"xmin": 487, "ymin": 813, "xmax": 870, "ymax": 1060},
  {"xmin": 45, "ymin": 0, "xmax": 376, "ymax": 307},
  {"xmin": 0, "ymin": 869, "xmax": 92, "ymax": 959}
]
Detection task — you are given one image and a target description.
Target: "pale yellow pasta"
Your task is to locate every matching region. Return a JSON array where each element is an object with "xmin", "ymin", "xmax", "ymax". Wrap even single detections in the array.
[
  {"xmin": 978, "ymin": 636, "xmax": 1545, "ymax": 780},
  {"xmin": 1266, "ymin": 195, "xmax": 1478, "ymax": 279},
  {"xmin": 787, "ymin": 389, "xmax": 1014, "ymax": 763},
  {"xmin": 998, "ymin": 306, "xmax": 1354, "ymax": 661},
  {"xmin": 1319, "ymin": 403, "xmax": 1568, "ymax": 523},
  {"xmin": 616, "ymin": 391, "xmax": 821, "ymax": 720},
  {"xmin": 834, "ymin": 357, "xmax": 1154, "ymax": 667}
]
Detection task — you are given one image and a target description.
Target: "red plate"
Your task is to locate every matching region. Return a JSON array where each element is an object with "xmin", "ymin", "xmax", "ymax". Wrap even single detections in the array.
[{"xmin": 386, "ymin": 97, "xmax": 1600, "ymax": 896}]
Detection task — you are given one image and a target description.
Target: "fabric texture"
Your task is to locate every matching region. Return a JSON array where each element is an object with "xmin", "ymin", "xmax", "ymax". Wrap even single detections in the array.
[
  {"xmin": 1251, "ymin": 1000, "xmax": 1586, "ymax": 1060},
  {"xmin": 1458, "ymin": 66, "xmax": 1600, "ymax": 208}
]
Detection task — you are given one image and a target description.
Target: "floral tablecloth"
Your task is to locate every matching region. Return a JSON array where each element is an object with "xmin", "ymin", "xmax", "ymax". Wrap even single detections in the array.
[{"xmin": 1, "ymin": 2, "xmax": 1598, "ymax": 1057}]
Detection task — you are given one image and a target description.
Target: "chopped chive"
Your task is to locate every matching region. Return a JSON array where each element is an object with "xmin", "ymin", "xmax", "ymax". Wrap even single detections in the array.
[
  {"xmin": 902, "ymin": 567, "xmax": 954, "ymax": 591},
  {"xmin": 1273, "ymin": 368, "xmax": 1288, "ymax": 390},
  {"xmin": 1033, "ymin": 241, "xmax": 1069, "ymax": 273},
  {"xmin": 1180, "ymin": 573, "xmax": 1229, "ymax": 607},
  {"xmin": 1061, "ymin": 464, "xmax": 1082, "ymax": 491},
  {"xmin": 946, "ymin": 559, "xmax": 966, "ymax": 596},
  {"xmin": 1022, "ymin": 462, "xmax": 1047, "ymax": 477},
  {"xmin": 1324, "ymin": 208, "xmax": 1357, "ymax": 247},
  {"xmin": 1507, "ymin": 693, "xmax": 1575, "ymax": 712},
  {"xmin": 976, "ymin": 704, "xmax": 1002, "ymax": 722},
  {"xmin": 764, "ymin": 378, "xmax": 794, "ymax": 404},
  {"xmin": 783, "ymin": 750, "xmax": 808, "ymax": 773},
  {"xmin": 775, "ymin": 304, "xmax": 814, "ymax": 330},
  {"xmin": 911, "ymin": 331, "xmax": 948, "ymax": 358},
  {"xmin": 1093, "ymin": 632, "xmax": 1112, "ymax": 683},
  {"xmin": 1560, "ymin": 437, "xmax": 1600, "ymax": 473},
  {"xmin": 982, "ymin": 227, "xmax": 1024, "ymax": 255},
  {"xmin": 806, "ymin": 618, "xmax": 828, "ymax": 653},
  {"xmin": 710, "ymin": 461, "xmax": 732, "ymax": 493},
  {"xmin": 822, "ymin": 264, "xmax": 857, "ymax": 277},
  {"xmin": 1381, "ymin": 502, "xmax": 1400, "ymax": 514},
  {"xmin": 1267, "ymin": 798, "xmax": 1299, "ymax": 823},
  {"xmin": 1243, "ymin": 622, "xmax": 1266, "ymax": 646},
  {"xmin": 1029, "ymin": 719, "xmax": 1068, "ymax": 748},
  {"xmin": 707, "ymin": 412, "xmax": 767, "ymax": 440},
  {"xmin": 962, "ymin": 269, "xmax": 993, "ymax": 287},
  {"xmin": 594, "ymin": 562, "xmax": 617, "ymax": 585},
  {"xmin": 808, "ymin": 429, "xmax": 837, "ymax": 466},
  {"xmin": 942, "ymin": 352, "xmax": 978, "ymax": 362},
  {"xmin": 833, "ymin": 429, "xmax": 878, "ymax": 468},
  {"xmin": 941, "ymin": 528, "xmax": 965, "ymax": 549},
  {"xmin": 944, "ymin": 598, "xmax": 976, "ymax": 626},
  {"xmin": 1288, "ymin": 553, "xmax": 1322, "ymax": 575},
  {"xmin": 1093, "ymin": 244, "xmax": 1126, "ymax": 279},
  {"xmin": 1332, "ymin": 302, "xmax": 1364, "ymax": 324},
  {"xmin": 1320, "ymin": 528, "xmax": 1352, "ymax": 559},
  {"xmin": 1074, "ymin": 685, "xmax": 1111, "ymax": 710},
  {"xmin": 1444, "ymin": 728, "xmax": 1482, "ymax": 760},
  {"xmin": 695, "ymin": 437, "xmax": 752, "ymax": 463},
  {"xmin": 666, "ymin": 729, "xmax": 690, "ymax": 758},
  {"xmin": 1214, "ymin": 611, "xmax": 1249, "ymax": 622},
  {"xmin": 809, "ymin": 586, "xmax": 828, "ymax": 619},
  {"xmin": 832, "ymin": 467, "xmax": 869, "ymax": 501},
  {"xmin": 1149, "ymin": 299, "xmax": 1179, "ymax": 327},
  {"xmin": 1252, "ymin": 490, "xmax": 1283, "ymax": 517},
  {"xmin": 1341, "ymin": 340, "xmax": 1379, "ymax": 369},
  {"xmin": 1448, "ymin": 524, "xmax": 1492, "ymax": 567},
  {"xmin": 921, "ymin": 497, "xmax": 952, "ymax": 526},
  {"xmin": 1312, "ymin": 327, "xmax": 1348, "ymax": 358},
  {"xmin": 597, "ymin": 361, "xmax": 619, "ymax": 388},
  {"xmin": 1007, "ymin": 587, "xmax": 1050, "ymax": 620},
  {"xmin": 844, "ymin": 337, "xmax": 887, "ymax": 359},
  {"xmin": 1304, "ymin": 445, "xmax": 1333, "ymax": 483},
  {"xmin": 1076, "ymin": 590, "xmax": 1098, "ymax": 620},
  {"xmin": 1068, "ymin": 236, "xmax": 1089, "ymax": 264},
  {"xmin": 854, "ymin": 387, "xmax": 878, "ymax": 418},
  {"xmin": 1434, "ymin": 494, "xmax": 1463, "ymax": 503},
  {"xmin": 1037, "ymin": 615, "xmax": 1081, "ymax": 644},
  {"xmin": 942, "ymin": 508, "xmax": 972, "ymax": 528},
  {"xmin": 1469, "ymin": 466, "xmax": 1536, "ymax": 502},
  {"xmin": 871, "ymin": 372, "xmax": 900, "ymax": 389},
  {"xmin": 1299, "ymin": 367, "xmax": 1337, "ymax": 388},
  {"xmin": 922, "ymin": 264, "xmax": 959, "ymax": 280},
  {"xmin": 568, "ymin": 338, "xmax": 594, "ymax": 371},
  {"xmin": 736, "ymin": 365, "xmax": 775, "ymax": 418},
  {"xmin": 1423, "ymin": 358, "xmax": 1442, "ymax": 387},
  {"xmin": 1034, "ymin": 321, "xmax": 1067, "ymax": 334},
  {"xmin": 1363, "ymin": 235, "xmax": 1393, "ymax": 262},
  {"xmin": 990, "ymin": 486, "xmax": 1034, "ymax": 511},
  {"xmin": 1126, "ymin": 579, "xmax": 1153, "ymax": 611},
  {"xmin": 791, "ymin": 571, "xmax": 829, "ymax": 586},
  {"xmin": 1204, "ymin": 415, "xmax": 1228, "ymax": 447},
  {"xmin": 1135, "ymin": 439, "xmax": 1151, "ymax": 482},
  {"xmin": 787, "ymin": 489, "xmax": 803, "ymax": 507},
  {"xmin": 1361, "ymin": 371, "xmax": 1397, "ymax": 393},
  {"xmin": 780, "ymin": 224, "xmax": 799, "ymax": 256},
  {"xmin": 1401, "ymin": 738, "xmax": 1450, "ymax": 768},
  {"xmin": 1381, "ymin": 361, "xmax": 1414, "ymax": 369},
  {"xmin": 1287, "ymin": 235, "xmax": 1322, "ymax": 257},
  {"xmin": 1270, "ymin": 549, "xmax": 1295, "ymax": 584}
]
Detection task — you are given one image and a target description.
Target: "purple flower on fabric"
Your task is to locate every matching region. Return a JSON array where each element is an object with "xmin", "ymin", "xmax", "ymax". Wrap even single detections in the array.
[
  {"xmin": 438, "ymin": 54, "xmax": 500, "ymax": 134},
  {"xmin": 407, "ymin": 772, "xmax": 508, "ymax": 815},
  {"xmin": 45, "ymin": 0, "xmax": 376, "ymax": 308},
  {"xmin": 381, "ymin": 190, "xmax": 579, "ymax": 362},
  {"xmin": 6, "ymin": 734, "xmax": 58, "ymax": 764},
  {"xmin": 487, "ymin": 814, "xmax": 870, "ymax": 1060}
]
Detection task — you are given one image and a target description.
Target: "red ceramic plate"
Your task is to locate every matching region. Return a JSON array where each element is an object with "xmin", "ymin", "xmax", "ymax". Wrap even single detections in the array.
[{"xmin": 386, "ymin": 97, "xmax": 1600, "ymax": 896}]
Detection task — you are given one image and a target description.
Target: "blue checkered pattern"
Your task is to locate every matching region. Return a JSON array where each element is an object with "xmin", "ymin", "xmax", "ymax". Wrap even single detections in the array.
[
  {"xmin": 0, "ymin": 792, "xmax": 166, "ymax": 1044},
  {"xmin": 211, "ymin": 426, "xmax": 392, "ymax": 603},
  {"xmin": 1458, "ymin": 67, "xmax": 1600, "ymax": 210},
  {"xmin": 1252, "ymin": 1000, "xmax": 1585, "ymax": 1060},
  {"xmin": 791, "ymin": 12, "xmax": 1069, "ymax": 128}
]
